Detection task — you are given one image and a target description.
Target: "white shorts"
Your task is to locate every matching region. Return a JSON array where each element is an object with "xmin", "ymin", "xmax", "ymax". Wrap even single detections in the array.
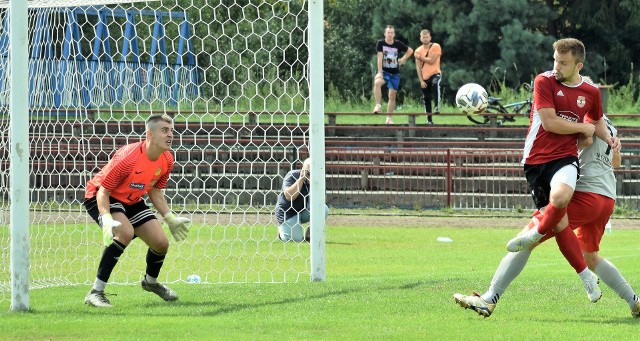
[{"xmin": 550, "ymin": 164, "xmax": 578, "ymax": 190}]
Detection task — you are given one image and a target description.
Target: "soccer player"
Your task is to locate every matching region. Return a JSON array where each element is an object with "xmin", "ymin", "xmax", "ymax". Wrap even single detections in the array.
[
  {"xmin": 275, "ymin": 158, "xmax": 329, "ymax": 242},
  {"xmin": 453, "ymin": 116, "xmax": 640, "ymax": 318},
  {"xmin": 83, "ymin": 114, "xmax": 190, "ymax": 308},
  {"xmin": 505, "ymin": 38, "xmax": 620, "ymax": 301}
]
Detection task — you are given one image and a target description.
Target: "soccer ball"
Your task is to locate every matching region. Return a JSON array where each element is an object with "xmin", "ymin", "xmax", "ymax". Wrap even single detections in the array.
[
  {"xmin": 186, "ymin": 274, "xmax": 201, "ymax": 283},
  {"xmin": 455, "ymin": 83, "xmax": 488, "ymax": 115}
]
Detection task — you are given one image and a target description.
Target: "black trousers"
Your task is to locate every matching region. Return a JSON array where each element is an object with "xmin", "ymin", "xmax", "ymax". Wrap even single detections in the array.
[{"xmin": 421, "ymin": 73, "xmax": 442, "ymax": 120}]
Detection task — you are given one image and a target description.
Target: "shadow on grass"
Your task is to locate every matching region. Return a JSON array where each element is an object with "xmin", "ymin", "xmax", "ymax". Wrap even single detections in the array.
[
  {"xmin": 37, "ymin": 278, "xmax": 450, "ymax": 317},
  {"xmin": 527, "ymin": 316, "xmax": 640, "ymax": 325},
  {"xmin": 327, "ymin": 241, "xmax": 353, "ymax": 246},
  {"xmin": 151, "ymin": 278, "xmax": 451, "ymax": 317}
]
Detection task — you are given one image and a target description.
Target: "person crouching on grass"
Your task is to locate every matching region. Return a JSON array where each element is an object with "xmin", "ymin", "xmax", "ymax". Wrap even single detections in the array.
[
  {"xmin": 275, "ymin": 158, "xmax": 329, "ymax": 242},
  {"xmin": 83, "ymin": 114, "xmax": 190, "ymax": 308}
]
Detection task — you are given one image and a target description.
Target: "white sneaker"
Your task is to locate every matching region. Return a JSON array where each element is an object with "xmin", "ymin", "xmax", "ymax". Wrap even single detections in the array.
[
  {"xmin": 84, "ymin": 289, "xmax": 113, "ymax": 308},
  {"xmin": 453, "ymin": 292, "xmax": 495, "ymax": 317},
  {"xmin": 373, "ymin": 103, "xmax": 382, "ymax": 113},
  {"xmin": 506, "ymin": 228, "xmax": 542, "ymax": 252},
  {"xmin": 582, "ymin": 274, "xmax": 602, "ymax": 303},
  {"xmin": 385, "ymin": 116, "xmax": 394, "ymax": 124}
]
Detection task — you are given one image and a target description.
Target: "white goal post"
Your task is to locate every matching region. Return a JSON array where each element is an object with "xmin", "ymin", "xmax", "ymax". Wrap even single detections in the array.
[{"xmin": 1, "ymin": 0, "xmax": 326, "ymax": 310}]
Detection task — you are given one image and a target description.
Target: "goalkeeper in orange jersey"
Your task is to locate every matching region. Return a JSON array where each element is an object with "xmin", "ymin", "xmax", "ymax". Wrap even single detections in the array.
[{"xmin": 82, "ymin": 114, "xmax": 190, "ymax": 308}]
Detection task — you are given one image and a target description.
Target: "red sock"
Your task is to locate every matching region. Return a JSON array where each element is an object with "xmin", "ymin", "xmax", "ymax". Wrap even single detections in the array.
[
  {"xmin": 555, "ymin": 227, "xmax": 587, "ymax": 273},
  {"xmin": 525, "ymin": 210, "xmax": 542, "ymax": 230},
  {"xmin": 537, "ymin": 203, "xmax": 566, "ymax": 235}
]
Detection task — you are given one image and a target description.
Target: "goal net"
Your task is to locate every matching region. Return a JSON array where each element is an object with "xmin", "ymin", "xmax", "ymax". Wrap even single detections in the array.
[{"xmin": 1, "ymin": 0, "xmax": 317, "ymax": 306}]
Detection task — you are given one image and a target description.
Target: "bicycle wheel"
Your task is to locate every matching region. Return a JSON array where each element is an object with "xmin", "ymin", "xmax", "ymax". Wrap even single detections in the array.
[
  {"xmin": 467, "ymin": 106, "xmax": 499, "ymax": 125},
  {"xmin": 502, "ymin": 114, "xmax": 516, "ymax": 122},
  {"xmin": 517, "ymin": 100, "xmax": 533, "ymax": 119},
  {"xmin": 466, "ymin": 107, "xmax": 491, "ymax": 125}
]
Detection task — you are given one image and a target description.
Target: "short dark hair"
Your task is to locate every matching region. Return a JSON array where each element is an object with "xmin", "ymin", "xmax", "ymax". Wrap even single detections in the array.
[{"xmin": 553, "ymin": 38, "xmax": 585, "ymax": 64}]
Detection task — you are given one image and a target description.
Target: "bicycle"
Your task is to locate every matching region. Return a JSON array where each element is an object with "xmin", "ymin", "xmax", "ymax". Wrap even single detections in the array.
[{"xmin": 466, "ymin": 82, "xmax": 533, "ymax": 125}]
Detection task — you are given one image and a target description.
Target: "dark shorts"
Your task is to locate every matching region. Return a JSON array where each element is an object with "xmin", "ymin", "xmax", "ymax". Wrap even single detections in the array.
[
  {"xmin": 383, "ymin": 71, "xmax": 401, "ymax": 91},
  {"xmin": 84, "ymin": 196, "xmax": 157, "ymax": 228},
  {"xmin": 524, "ymin": 156, "xmax": 580, "ymax": 209}
]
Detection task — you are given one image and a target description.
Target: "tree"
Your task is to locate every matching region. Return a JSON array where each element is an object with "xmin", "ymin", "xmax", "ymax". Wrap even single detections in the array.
[
  {"xmin": 365, "ymin": 0, "xmax": 557, "ymax": 103},
  {"xmin": 324, "ymin": 0, "xmax": 380, "ymax": 101},
  {"xmin": 549, "ymin": 0, "xmax": 640, "ymax": 87},
  {"xmin": 322, "ymin": 0, "xmax": 640, "ymax": 104}
]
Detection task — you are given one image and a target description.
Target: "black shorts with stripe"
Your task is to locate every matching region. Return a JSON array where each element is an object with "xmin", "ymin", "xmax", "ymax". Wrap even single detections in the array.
[
  {"xmin": 524, "ymin": 155, "xmax": 580, "ymax": 209},
  {"xmin": 84, "ymin": 196, "xmax": 157, "ymax": 228}
]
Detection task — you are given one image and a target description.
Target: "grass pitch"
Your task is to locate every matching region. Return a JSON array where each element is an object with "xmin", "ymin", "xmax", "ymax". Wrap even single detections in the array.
[{"xmin": 1, "ymin": 221, "xmax": 639, "ymax": 340}]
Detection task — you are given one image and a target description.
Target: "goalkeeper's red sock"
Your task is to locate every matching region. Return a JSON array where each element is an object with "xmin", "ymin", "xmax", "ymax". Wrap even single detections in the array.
[
  {"xmin": 555, "ymin": 226, "xmax": 587, "ymax": 273},
  {"xmin": 537, "ymin": 203, "xmax": 566, "ymax": 235}
]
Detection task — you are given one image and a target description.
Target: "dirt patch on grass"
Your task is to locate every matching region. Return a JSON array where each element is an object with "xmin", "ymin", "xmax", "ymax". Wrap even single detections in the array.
[
  {"xmin": 33, "ymin": 210, "xmax": 636, "ymax": 231},
  {"xmin": 328, "ymin": 214, "xmax": 639, "ymax": 230}
]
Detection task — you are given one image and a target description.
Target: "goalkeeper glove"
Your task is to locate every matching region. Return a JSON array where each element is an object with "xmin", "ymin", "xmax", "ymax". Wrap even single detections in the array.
[
  {"xmin": 98, "ymin": 213, "xmax": 122, "ymax": 247},
  {"xmin": 164, "ymin": 212, "xmax": 190, "ymax": 241}
]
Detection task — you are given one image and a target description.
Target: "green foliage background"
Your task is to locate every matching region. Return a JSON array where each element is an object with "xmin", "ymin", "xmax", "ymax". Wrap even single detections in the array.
[
  {"xmin": 49, "ymin": 0, "xmax": 640, "ymax": 113},
  {"xmin": 325, "ymin": 0, "xmax": 640, "ymax": 106}
]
